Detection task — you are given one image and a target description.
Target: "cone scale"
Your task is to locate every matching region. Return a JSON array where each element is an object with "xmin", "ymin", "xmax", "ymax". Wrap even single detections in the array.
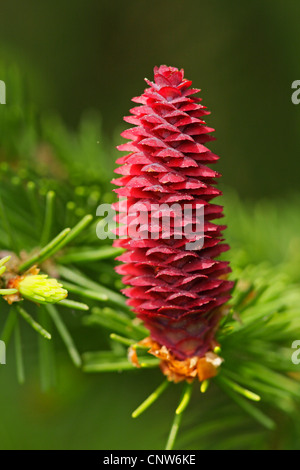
[{"xmin": 112, "ymin": 65, "xmax": 234, "ymax": 382}]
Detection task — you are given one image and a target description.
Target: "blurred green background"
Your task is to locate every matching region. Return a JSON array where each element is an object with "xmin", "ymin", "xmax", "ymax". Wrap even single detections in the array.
[
  {"xmin": 0, "ymin": 0, "xmax": 300, "ymax": 450},
  {"xmin": 1, "ymin": 0, "xmax": 300, "ymax": 197}
]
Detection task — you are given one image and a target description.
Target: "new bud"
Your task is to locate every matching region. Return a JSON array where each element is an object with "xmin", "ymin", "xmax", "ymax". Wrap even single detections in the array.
[{"xmin": 18, "ymin": 274, "xmax": 68, "ymax": 304}]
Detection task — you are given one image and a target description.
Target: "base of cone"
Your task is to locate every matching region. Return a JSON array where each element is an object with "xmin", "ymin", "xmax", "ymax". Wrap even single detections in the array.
[{"xmin": 129, "ymin": 337, "xmax": 223, "ymax": 383}]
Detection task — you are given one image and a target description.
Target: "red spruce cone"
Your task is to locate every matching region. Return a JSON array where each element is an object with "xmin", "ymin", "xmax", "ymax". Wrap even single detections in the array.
[{"xmin": 112, "ymin": 65, "xmax": 234, "ymax": 381}]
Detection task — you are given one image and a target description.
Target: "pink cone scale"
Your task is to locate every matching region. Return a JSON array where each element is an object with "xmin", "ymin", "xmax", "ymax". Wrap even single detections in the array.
[{"xmin": 112, "ymin": 65, "xmax": 234, "ymax": 366}]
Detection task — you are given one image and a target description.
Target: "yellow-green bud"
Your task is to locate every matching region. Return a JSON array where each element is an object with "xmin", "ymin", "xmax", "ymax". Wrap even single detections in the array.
[{"xmin": 18, "ymin": 274, "xmax": 68, "ymax": 304}]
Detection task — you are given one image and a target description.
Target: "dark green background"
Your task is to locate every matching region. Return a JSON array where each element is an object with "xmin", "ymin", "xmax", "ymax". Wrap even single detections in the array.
[
  {"xmin": 0, "ymin": 0, "xmax": 300, "ymax": 450},
  {"xmin": 0, "ymin": 0, "xmax": 299, "ymax": 198}
]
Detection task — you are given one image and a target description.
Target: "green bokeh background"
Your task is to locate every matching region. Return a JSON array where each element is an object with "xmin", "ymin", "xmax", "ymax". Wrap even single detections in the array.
[
  {"xmin": 1, "ymin": 0, "xmax": 300, "ymax": 198},
  {"xmin": 0, "ymin": 0, "xmax": 300, "ymax": 450}
]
